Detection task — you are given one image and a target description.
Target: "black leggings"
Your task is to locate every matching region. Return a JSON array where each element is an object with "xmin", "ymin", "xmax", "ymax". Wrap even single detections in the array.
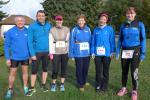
[
  {"xmin": 31, "ymin": 52, "xmax": 49, "ymax": 74},
  {"xmin": 121, "ymin": 47, "xmax": 140, "ymax": 90},
  {"xmin": 52, "ymin": 54, "xmax": 69, "ymax": 79},
  {"xmin": 94, "ymin": 56, "xmax": 111, "ymax": 89}
]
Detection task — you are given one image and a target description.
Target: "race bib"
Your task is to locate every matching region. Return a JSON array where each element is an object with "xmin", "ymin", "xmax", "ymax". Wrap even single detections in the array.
[
  {"xmin": 55, "ymin": 41, "xmax": 66, "ymax": 48},
  {"xmin": 122, "ymin": 50, "xmax": 134, "ymax": 58},
  {"xmin": 97, "ymin": 47, "xmax": 105, "ymax": 55},
  {"xmin": 79, "ymin": 42, "xmax": 89, "ymax": 51}
]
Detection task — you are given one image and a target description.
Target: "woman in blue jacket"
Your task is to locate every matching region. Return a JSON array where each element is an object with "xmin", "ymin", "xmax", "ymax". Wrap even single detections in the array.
[
  {"xmin": 116, "ymin": 7, "xmax": 146, "ymax": 100},
  {"xmin": 91, "ymin": 12, "xmax": 116, "ymax": 92},
  {"xmin": 69, "ymin": 14, "xmax": 91, "ymax": 91}
]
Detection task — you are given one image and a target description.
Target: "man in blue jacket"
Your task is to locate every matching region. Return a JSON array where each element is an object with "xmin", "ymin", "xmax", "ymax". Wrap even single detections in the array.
[
  {"xmin": 4, "ymin": 15, "xmax": 30, "ymax": 99},
  {"xmin": 26, "ymin": 10, "xmax": 52, "ymax": 96}
]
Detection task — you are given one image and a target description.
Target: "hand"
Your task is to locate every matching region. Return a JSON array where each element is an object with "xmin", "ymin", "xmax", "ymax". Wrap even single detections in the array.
[
  {"xmin": 31, "ymin": 56, "xmax": 37, "ymax": 60},
  {"xmin": 49, "ymin": 54, "xmax": 53, "ymax": 60},
  {"xmin": 6, "ymin": 60, "xmax": 11, "ymax": 67},
  {"xmin": 29, "ymin": 58, "xmax": 32, "ymax": 64},
  {"xmin": 92, "ymin": 54, "xmax": 95, "ymax": 59},
  {"xmin": 71, "ymin": 58, "xmax": 75, "ymax": 60},
  {"xmin": 110, "ymin": 53, "xmax": 115, "ymax": 59}
]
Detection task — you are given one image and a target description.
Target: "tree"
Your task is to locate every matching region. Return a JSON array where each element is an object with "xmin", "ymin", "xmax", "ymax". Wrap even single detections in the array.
[
  {"xmin": 42, "ymin": 0, "xmax": 107, "ymax": 29},
  {"xmin": 0, "ymin": 0, "xmax": 8, "ymax": 21},
  {"xmin": 42, "ymin": 0, "xmax": 150, "ymax": 38}
]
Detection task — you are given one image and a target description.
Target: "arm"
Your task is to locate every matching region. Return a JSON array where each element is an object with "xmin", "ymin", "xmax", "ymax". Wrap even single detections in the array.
[
  {"xmin": 116, "ymin": 25, "xmax": 123, "ymax": 58},
  {"xmin": 49, "ymin": 32, "xmax": 55, "ymax": 54},
  {"xmin": 65, "ymin": 28, "xmax": 70, "ymax": 52},
  {"xmin": 4, "ymin": 31, "xmax": 11, "ymax": 66},
  {"xmin": 139, "ymin": 22, "xmax": 146, "ymax": 61},
  {"xmin": 4, "ymin": 31, "xmax": 11, "ymax": 60},
  {"xmin": 110, "ymin": 27, "xmax": 116, "ymax": 54},
  {"xmin": 28, "ymin": 25, "xmax": 36, "ymax": 57},
  {"xmin": 90, "ymin": 29, "xmax": 96, "ymax": 55},
  {"xmin": 68, "ymin": 28, "xmax": 75, "ymax": 58}
]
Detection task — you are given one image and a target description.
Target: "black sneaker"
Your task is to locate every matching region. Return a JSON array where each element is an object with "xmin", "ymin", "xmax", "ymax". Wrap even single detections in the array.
[
  {"xmin": 26, "ymin": 88, "xmax": 36, "ymax": 96},
  {"xmin": 41, "ymin": 85, "xmax": 49, "ymax": 92},
  {"xmin": 96, "ymin": 86, "xmax": 101, "ymax": 92}
]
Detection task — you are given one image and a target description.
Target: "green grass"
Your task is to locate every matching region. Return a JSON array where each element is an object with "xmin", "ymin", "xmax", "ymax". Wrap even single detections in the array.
[{"xmin": 0, "ymin": 40, "xmax": 150, "ymax": 100}]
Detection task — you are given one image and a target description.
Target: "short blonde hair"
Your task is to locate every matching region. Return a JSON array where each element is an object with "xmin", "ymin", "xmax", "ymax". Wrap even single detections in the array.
[{"xmin": 77, "ymin": 14, "xmax": 86, "ymax": 21}]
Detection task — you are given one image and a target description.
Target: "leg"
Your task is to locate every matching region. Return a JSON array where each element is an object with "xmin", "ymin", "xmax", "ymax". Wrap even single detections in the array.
[
  {"xmin": 21, "ymin": 59, "xmax": 29, "ymax": 88},
  {"xmin": 82, "ymin": 56, "xmax": 90, "ymax": 85},
  {"xmin": 121, "ymin": 58, "xmax": 130, "ymax": 87},
  {"xmin": 60, "ymin": 54, "xmax": 69, "ymax": 84},
  {"xmin": 30, "ymin": 59, "xmax": 39, "ymax": 88},
  {"xmin": 75, "ymin": 57, "xmax": 84, "ymax": 88},
  {"xmin": 8, "ymin": 60, "xmax": 19, "ymax": 89},
  {"xmin": 94, "ymin": 56, "xmax": 103, "ymax": 87},
  {"xmin": 41, "ymin": 52, "xmax": 49, "ymax": 85},
  {"xmin": 5, "ymin": 60, "xmax": 19, "ymax": 99},
  {"xmin": 131, "ymin": 48, "xmax": 140, "ymax": 90},
  {"xmin": 51, "ymin": 54, "xmax": 60, "ymax": 84},
  {"xmin": 101, "ymin": 57, "xmax": 111, "ymax": 90}
]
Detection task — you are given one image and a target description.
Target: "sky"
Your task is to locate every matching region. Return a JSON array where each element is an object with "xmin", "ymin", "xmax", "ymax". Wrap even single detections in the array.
[{"xmin": 1, "ymin": 0, "xmax": 44, "ymax": 19}]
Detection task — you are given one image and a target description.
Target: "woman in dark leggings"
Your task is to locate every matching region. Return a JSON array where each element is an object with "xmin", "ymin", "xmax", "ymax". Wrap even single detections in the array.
[
  {"xmin": 116, "ymin": 7, "xmax": 146, "ymax": 100},
  {"xmin": 91, "ymin": 12, "xmax": 116, "ymax": 92}
]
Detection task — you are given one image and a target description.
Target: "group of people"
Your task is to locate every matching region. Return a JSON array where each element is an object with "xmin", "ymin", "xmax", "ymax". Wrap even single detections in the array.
[{"xmin": 4, "ymin": 7, "xmax": 146, "ymax": 100}]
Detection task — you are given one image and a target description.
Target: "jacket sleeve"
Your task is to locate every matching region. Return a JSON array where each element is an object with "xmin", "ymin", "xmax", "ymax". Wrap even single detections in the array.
[
  {"xmin": 90, "ymin": 29, "xmax": 96, "ymax": 55},
  {"xmin": 65, "ymin": 28, "xmax": 70, "ymax": 52},
  {"xmin": 4, "ymin": 31, "xmax": 11, "ymax": 60},
  {"xmin": 139, "ymin": 22, "xmax": 146, "ymax": 61},
  {"xmin": 109, "ymin": 27, "xmax": 116, "ymax": 54},
  {"xmin": 49, "ymin": 32, "xmax": 55, "ymax": 54},
  {"xmin": 68, "ymin": 28, "xmax": 75, "ymax": 58},
  {"xmin": 116, "ymin": 25, "xmax": 123, "ymax": 57},
  {"xmin": 28, "ymin": 25, "xmax": 35, "ymax": 57}
]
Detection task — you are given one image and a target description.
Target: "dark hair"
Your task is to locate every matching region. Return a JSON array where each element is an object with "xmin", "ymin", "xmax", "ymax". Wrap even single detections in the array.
[
  {"xmin": 98, "ymin": 12, "xmax": 109, "ymax": 22},
  {"xmin": 36, "ymin": 10, "xmax": 46, "ymax": 15},
  {"xmin": 126, "ymin": 7, "xmax": 136, "ymax": 14}
]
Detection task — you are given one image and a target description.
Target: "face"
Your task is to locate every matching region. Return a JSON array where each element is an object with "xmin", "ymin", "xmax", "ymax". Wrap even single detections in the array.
[
  {"xmin": 15, "ymin": 17, "xmax": 25, "ymax": 29},
  {"xmin": 77, "ymin": 18, "xmax": 86, "ymax": 28},
  {"xmin": 56, "ymin": 19, "xmax": 63, "ymax": 27},
  {"xmin": 36, "ymin": 12, "xmax": 46, "ymax": 24},
  {"xmin": 99, "ymin": 16, "xmax": 107, "ymax": 26},
  {"xmin": 126, "ymin": 11, "xmax": 136, "ymax": 21}
]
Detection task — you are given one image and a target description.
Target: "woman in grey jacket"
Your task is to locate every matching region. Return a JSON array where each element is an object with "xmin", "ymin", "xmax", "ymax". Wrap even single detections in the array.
[{"xmin": 49, "ymin": 15, "xmax": 70, "ymax": 92}]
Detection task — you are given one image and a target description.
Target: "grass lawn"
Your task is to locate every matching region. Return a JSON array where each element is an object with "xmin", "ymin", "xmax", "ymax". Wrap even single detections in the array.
[{"xmin": 0, "ymin": 40, "xmax": 150, "ymax": 100}]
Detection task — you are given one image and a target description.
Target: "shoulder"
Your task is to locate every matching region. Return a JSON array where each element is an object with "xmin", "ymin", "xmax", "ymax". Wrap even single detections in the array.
[
  {"xmin": 71, "ymin": 26, "xmax": 78, "ymax": 33},
  {"xmin": 62, "ymin": 26, "xmax": 70, "ymax": 32},
  {"xmin": 45, "ymin": 22, "xmax": 52, "ymax": 28},
  {"xmin": 28, "ymin": 21, "xmax": 37, "ymax": 29},
  {"xmin": 138, "ymin": 21, "xmax": 144, "ymax": 27}
]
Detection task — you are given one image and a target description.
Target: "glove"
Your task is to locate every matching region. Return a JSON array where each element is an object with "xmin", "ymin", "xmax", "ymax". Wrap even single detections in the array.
[{"xmin": 49, "ymin": 54, "xmax": 53, "ymax": 60}]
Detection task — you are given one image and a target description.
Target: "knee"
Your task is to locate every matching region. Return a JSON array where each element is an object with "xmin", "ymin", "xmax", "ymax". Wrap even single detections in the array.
[
  {"xmin": 43, "ymin": 67, "xmax": 48, "ymax": 72},
  {"xmin": 52, "ymin": 72, "xmax": 58, "ymax": 79},
  {"xmin": 32, "ymin": 68, "xmax": 38, "ymax": 74}
]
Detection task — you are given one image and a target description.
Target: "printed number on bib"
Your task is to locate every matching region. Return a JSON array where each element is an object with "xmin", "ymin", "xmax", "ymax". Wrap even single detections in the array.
[
  {"xmin": 79, "ymin": 42, "xmax": 89, "ymax": 51},
  {"xmin": 97, "ymin": 47, "xmax": 105, "ymax": 55},
  {"xmin": 56, "ymin": 41, "xmax": 66, "ymax": 48},
  {"xmin": 122, "ymin": 50, "xmax": 134, "ymax": 58}
]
